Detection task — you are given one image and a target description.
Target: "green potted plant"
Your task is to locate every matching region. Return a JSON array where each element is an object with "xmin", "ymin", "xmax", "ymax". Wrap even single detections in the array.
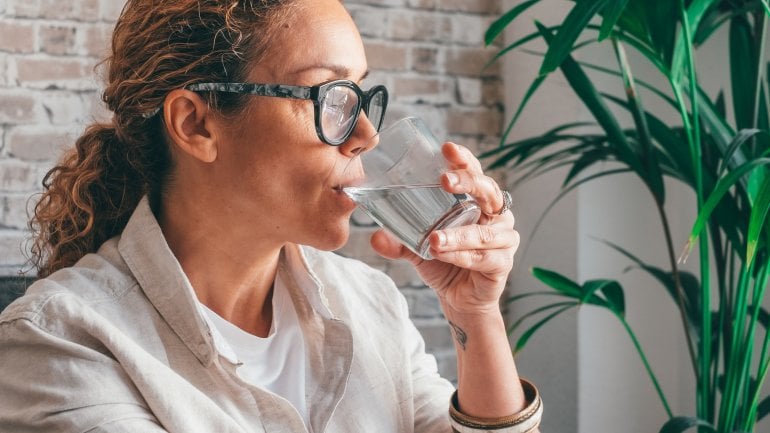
[{"xmin": 483, "ymin": 0, "xmax": 770, "ymax": 431}]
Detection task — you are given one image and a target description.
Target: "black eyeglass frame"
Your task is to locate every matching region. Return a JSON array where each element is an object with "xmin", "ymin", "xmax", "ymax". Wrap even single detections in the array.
[{"xmin": 180, "ymin": 79, "xmax": 388, "ymax": 146}]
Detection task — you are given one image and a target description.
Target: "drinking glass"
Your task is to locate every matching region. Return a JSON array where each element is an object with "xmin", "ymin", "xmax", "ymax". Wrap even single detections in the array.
[{"xmin": 343, "ymin": 117, "xmax": 481, "ymax": 259}]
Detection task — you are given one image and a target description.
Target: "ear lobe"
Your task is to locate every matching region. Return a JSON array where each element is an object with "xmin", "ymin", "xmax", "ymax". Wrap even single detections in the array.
[{"xmin": 163, "ymin": 89, "xmax": 218, "ymax": 163}]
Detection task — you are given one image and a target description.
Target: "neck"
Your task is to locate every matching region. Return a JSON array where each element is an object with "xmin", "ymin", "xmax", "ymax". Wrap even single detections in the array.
[{"xmin": 157, "ymin": 189, "xmax": 283, "ymax": 337}]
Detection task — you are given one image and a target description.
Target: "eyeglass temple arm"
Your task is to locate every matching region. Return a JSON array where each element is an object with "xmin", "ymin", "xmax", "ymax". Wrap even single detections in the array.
[
  {"xmin": 186, "ymin": 83, "xmax": 313, "ymax": 99},
  {"xmin": 142, "ymin": 83, "xmax": 313, "ymax": 119}
]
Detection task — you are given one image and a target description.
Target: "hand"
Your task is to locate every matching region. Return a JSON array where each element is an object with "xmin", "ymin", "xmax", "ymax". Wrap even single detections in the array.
[{"xmin": 371, "ymin": 142, "xmax": 520, "ymax": 316}]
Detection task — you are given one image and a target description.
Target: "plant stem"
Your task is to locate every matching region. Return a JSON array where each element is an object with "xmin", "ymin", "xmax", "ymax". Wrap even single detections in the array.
[
  {"xmin": 732, "ymin": 266, "xmax": 768, "ymax": 429},
  {"xmin": 752, "ymin": 12, "xmax": 767, "ymax": 134},
  {"xmin": 679, "ymin": 0, "xmax": 711, "ymax": 425},
  {"xmin": 719, "ymin": 266, "xmax": 752, "ymax": 430},
  {"xmin": 745, "ymin": 265, "xmax": 770, "ymax": 430},
  {"xmin": 655, "ymin": 195, "xmax": 698, "ymax": 375},
  {"xmin": 616, "ymin": 312, "xmax": 673, "ymax": 418}
]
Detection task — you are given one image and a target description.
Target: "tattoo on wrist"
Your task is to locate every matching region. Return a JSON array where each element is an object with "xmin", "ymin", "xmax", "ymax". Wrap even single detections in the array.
[{"xmin": 448, "ymin": 321, "xmax": 468, "ymax": 351}]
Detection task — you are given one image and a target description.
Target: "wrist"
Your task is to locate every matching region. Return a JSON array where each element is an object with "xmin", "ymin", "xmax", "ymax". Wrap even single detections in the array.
[
  {"xmin": 441, "ymin": 300, "xmax": 505, "ymax": 324},
  {"xmin": 441, "ymin": 303, "xmax": 508, "ymax": 352}
]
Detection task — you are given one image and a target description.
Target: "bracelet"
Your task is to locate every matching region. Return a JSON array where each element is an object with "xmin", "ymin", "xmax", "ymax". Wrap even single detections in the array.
[{"xmin": 449, "ymin": 379, "xmax": 543, "ymax": 433}]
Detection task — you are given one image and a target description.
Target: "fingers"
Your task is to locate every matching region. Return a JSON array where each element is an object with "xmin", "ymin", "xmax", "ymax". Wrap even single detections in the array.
[
  {"xmin": 442, "ymin": 169, "xmax": 509, "ymax": 217},
  {"xmin": 442, "ymin": 142, "xmax": 483, "ymax": 173},
  {"xmin": 370, "ymin": 230, "xmax": 425, "ymax": 266},
  {"xmin": 428, "ymin": 227, "xmax": 521, "ymax": 272},
  {"xmin": 440, "ymin": 142, "xmax": 510, "ymax": 217},
  {"xmin": 429, "ymin": 223, "xmax": 519, "ymax": 253}
]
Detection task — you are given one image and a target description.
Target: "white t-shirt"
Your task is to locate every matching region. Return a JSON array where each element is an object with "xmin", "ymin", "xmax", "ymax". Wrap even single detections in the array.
[{"xmin": 199, "ymin": 274, "xmax": 310, "ymax": 430}]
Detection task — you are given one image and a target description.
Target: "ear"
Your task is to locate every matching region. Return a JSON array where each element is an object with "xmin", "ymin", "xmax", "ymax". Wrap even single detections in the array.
[{"xmin": 162, "ymin": 89, "xmax": 219, "ymax": 163}]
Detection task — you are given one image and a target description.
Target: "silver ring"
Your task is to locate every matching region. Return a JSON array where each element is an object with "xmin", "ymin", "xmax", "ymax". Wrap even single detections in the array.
[{"xmin": 496, "ymin": 190, "xmax": 513, "ymax": 215}]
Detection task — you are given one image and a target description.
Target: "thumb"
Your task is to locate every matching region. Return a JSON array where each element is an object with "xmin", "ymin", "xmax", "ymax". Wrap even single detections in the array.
[{"xmin": 370, "ymin": 230, "xmax": 424, "ymax": 265}]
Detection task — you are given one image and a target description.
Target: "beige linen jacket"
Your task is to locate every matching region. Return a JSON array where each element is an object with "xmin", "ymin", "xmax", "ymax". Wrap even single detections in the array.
[{"xmin": 0, "ymin": 197, "xmax": 460, "ymax": 432}]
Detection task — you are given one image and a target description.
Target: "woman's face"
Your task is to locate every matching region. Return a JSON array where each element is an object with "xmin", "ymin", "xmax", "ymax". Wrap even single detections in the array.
[{"xmin": 211, "ymin": 0, "xmax": 374, "ymax": 251}]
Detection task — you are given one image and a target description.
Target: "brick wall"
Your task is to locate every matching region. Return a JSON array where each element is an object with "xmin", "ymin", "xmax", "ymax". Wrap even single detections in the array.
[{"xmin": 0, "ymin": 0, "xmax": 504, "ymax": 380}]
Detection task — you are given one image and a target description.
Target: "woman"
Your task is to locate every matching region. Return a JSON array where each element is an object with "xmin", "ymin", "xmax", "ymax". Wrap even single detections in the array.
[{"xmin": 0, "ymin": 0, "xmax": 542, "ymax": 432}]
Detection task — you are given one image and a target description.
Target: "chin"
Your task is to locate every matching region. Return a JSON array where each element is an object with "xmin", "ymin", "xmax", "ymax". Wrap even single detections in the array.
[{"xmin": 306, "ymin": 225, "xmax": 351, "ymax": 252}]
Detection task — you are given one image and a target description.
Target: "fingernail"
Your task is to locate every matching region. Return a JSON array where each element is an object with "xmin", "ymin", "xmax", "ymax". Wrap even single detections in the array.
[
  {"xmin": 445, "ymin": 172, "xmax": 459, "ymax": 186},
  {"xmin": 435, "ymin": 231, "xmax": 447, "ymax": 247}
]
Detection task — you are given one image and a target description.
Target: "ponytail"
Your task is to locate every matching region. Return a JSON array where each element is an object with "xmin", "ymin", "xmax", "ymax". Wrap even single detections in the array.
[
  {"xmin": 29, "ymin": 122, "xmax": 165, "ymax": 277},
  {"xmin": 28, "ymin": 0, "xmax": 298, "ymax": 277}
]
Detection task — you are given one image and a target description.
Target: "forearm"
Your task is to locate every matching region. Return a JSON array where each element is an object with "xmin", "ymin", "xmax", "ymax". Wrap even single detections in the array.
[{"xmin": 443, "ymin": 303, "xmax": 526, "ymax": 418}]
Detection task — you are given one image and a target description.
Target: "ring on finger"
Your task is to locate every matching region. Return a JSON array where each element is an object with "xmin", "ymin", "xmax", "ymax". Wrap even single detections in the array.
[{"xmin": 495, "ymin": 190, "xmax": 513, "ymax": 215}]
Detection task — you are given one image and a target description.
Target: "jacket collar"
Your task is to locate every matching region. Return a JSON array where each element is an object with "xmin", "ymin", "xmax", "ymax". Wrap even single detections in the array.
[{"xmin": 118, "ymin": 196, "xmax": 216, "ymax": 366}]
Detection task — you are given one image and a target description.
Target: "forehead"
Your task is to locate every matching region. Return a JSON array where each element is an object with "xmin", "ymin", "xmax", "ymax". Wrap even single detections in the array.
[{"xmin": 257, "ymin": 0, "xmax": 367, "ymax": 82}]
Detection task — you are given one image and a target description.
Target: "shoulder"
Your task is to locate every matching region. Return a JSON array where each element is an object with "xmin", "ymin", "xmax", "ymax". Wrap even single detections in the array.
[{"xmin": 0, "ymin": 237, "xmax": 139, "ymax": 329}]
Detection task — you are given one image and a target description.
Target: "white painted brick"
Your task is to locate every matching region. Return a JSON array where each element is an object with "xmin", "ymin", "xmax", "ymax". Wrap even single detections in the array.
[
  {"xmin": 0, "ymin": 53, "xmax": 6, "ymax": 87},
  {"xmin": 0, "ymin": 158, "xmax": 38, "ymax": 191},
  {"xmin": 336, "ymin": 227, "xmax": 388, "ymax": 268},
  {"xmin": 0, "ymin": 89, "xmax": 44, "ymax": 124},
  {"xmin": 347, "ymin": 6, "xmax": 389, "ymax": 39},
  {"xmin": 387, "ymin": 261, "xmax": 424, "ymax": 287},
  {"xmin": 11, "ymin": 56, "xmax": 100, "ymax": 91},
  {"xmin": 80, "ymin": 91, "xmax": 110, "ymax": 123},
  {"xmin": 0, "ymin": 229, "xmax": 26, "ymax": 267},
  {"xmin": 393, "ymin": 75, "xmax": 452, "ymax": 105},
  {"xmin": 6, "ymin": 125, "xmax": 69, "ymax": 161},
  {"xmin": 406, "ymin": 0, "xmax": 437, "ymax": 9},
  {"xmin": 99, "ymin": 0, "xmax": 123, "ymax": 21},
  {"xmin": 0, "ymin": 193, "xmax": 32, "ymax": 230},
  {"xmin": 457, "ymin": 77, "xmax": 483, "ymax": 106},
  {"xmin": 355, "ymin": 0, "xmax": 405, "ymax": 7},
  {"xmin": 413, "ymin": 317, "xmax": 454, "ymax": 352},
  {"xmin": 6, "ymin": 0, "xmax": 39, "ymax": 18},
  {"xmin": 39, "ymin": 90, "xmax": 87, "ymax": 124},
  {"xmin": 449, "ymin": 14, "xmax": 493, "ymax": 46}
]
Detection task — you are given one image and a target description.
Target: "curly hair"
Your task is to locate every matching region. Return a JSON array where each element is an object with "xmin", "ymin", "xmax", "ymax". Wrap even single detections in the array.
[{"xmin": 29, "ymin": 0, "xmax": 299, "ymax": 277}]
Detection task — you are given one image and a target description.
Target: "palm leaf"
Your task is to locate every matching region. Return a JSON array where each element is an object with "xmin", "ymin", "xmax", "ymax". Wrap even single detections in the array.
[
  {"xmin": 682, "ymin": 157, "xmax": 770, "ymax": 262},
  {"xmin": 539, "ymin": 0, "xmax": 608, "ymax": 75},
  {"xmin": 531, "ymin": 267, "xmax": 581, "ymax": 297},
  {"xmin": 484, "ymin": 24, "xmax": 561, "ymax": 71},
  {"xmin": 562, "ymin": 147, "xmax": 613, "ymax": 187},
  {"xmin": 759, "ymin": 393, "xmax": 770, "ymax": 420},
  {"xmin": 717, "ymin": 129, "xmax": 764, "ymax": 177},
  {"xmin": 484, "ymin": 0, "xmax": 541, "ymax": 46},
  {"xmin": 598, "ymin": 0, "xmax": 630, "ymax": 41},
  {"xmin": 600, "ymin": 93, "xmax": 693, "ymax": 182},
  {"xmin": 504, "ymin": 291, "xmax": 574, "ymax": 305},
  {"xmin": 659, "ymin": 416, "xmax": 716, "ymax": 433},
  {"xmin": 499, "ymin": 72, "xmax": 548, "ymax": 146},
  {"xmin": 507, "ymin": 301, "xmax": 579, "ymax": 336},
  {"xmin": 581, "ymin": 279, "xmax": 625, "ymax": 315},
  {"xmin": 730, "ymin": 15, "xmax": 758, "ymax": 132},
  {"xmin": 612, "ymin": 0, "xmax": 652, "ymax": 45},
  {"xmin": 613, "ymin": 38, "xmax": 665, "ymax": 202},
  {"xmin": 643, "ymin": 0, "xmax": 679, "ymax": 67},
  {"xmin": 514, "ymin": 304, "xmax": 576, "ymax": 353},
  {"xmin": 671, "ymin": 0, "xmax": 721, "ymax": 81},
  {"xmin": 747, "ymin": 179, "xmax": 770, "ymax": 266},
  {"xmin": 535, "ymin": 22, "xmax": 644, "ymax": 177}
]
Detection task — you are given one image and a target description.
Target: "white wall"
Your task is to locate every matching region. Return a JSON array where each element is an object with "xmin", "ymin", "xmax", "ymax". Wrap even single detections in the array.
[{"xmin": 500, "ymin": 1, "xmax": 708, "ymax": 431}]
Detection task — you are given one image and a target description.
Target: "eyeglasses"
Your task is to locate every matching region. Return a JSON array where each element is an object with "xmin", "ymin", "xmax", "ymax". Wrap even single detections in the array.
[{"xmin": 180, "ymin": 79, "xmax": 388, "ymax": 146}]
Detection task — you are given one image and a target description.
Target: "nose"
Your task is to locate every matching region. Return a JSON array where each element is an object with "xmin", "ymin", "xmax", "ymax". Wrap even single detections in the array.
[{"xmin": 339, "ymin": 111, "xmax": 379, "ymax": 157}]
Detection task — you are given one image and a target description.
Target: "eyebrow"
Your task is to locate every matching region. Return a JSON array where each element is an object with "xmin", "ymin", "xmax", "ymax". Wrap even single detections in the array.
[{"xmin": 289, "ymin": 64, "xmax": 370, "ymax": 82}]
